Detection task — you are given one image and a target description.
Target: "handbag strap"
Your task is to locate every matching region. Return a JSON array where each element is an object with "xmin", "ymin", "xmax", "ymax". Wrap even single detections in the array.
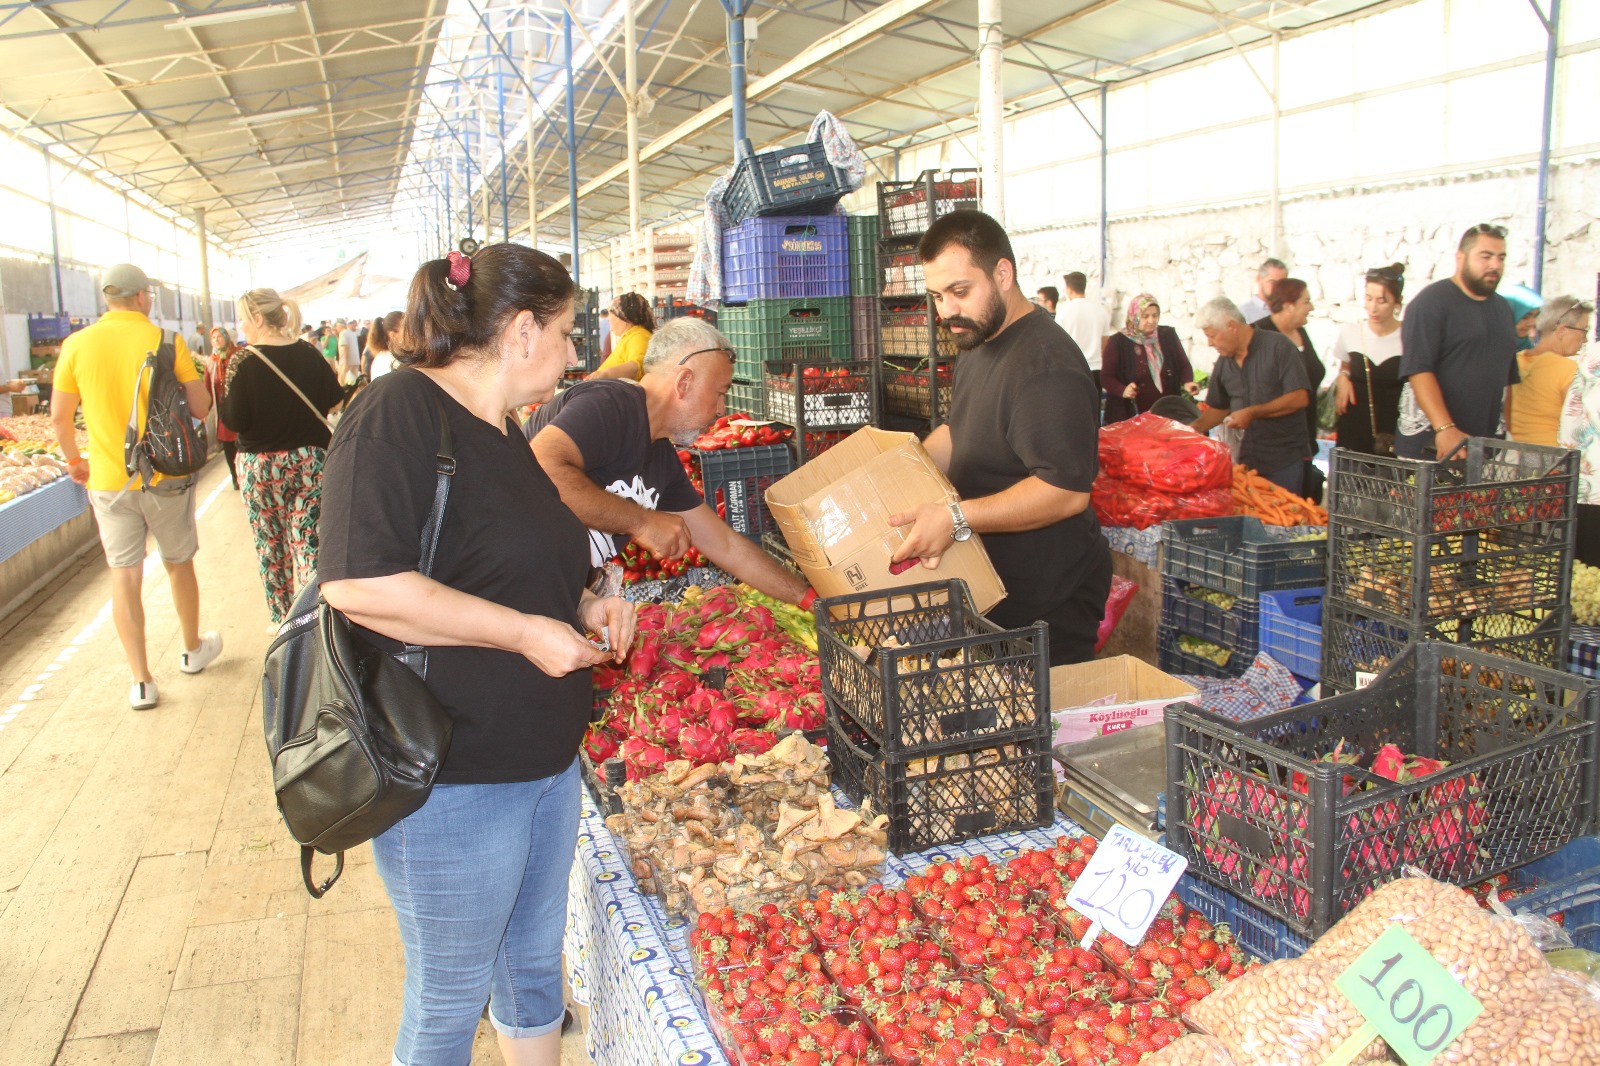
[
  {"xmin": 243, "ymin": 344, "xmax": 334, "ymax": 431},
  {"xmin": 1357, "ymin": 323, "xmax": 1381, "ymax": 441},
  {"xmin": 394, "ymin": 394, "xmax": 455, "ymax": 672}
]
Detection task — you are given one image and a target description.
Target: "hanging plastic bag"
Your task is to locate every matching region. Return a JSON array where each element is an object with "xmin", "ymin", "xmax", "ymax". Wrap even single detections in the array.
[
  {"xmin": 1092, "ymin": 475, "xmax": 1234, "ymax": 530},
  {"xmin": 1099, "ymin": 412, "xmax": 1234, "ymax": 494},
  {"xmin": 1095, "ymin": 575, "xmax": 1138, "ymax": 653}
]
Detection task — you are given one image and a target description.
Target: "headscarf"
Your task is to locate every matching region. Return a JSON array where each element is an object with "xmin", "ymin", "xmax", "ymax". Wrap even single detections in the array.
[
  {"xmin": 1123, "ymin": 293, "xmax": 1163, "ymax": 382},
  {"xmin": 1501, "ymin": 283, "xmax": 1543, "ymax": 352}
]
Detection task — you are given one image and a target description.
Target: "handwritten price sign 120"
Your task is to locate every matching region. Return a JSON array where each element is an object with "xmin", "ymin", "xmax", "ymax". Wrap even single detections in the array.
[{"xmin": 1064, "ymin": 825, "xmax": 1189, "ymax": 946}]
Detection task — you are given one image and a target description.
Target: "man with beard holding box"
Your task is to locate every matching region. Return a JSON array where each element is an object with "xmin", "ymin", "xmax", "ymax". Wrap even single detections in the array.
[
  {"xmin": 888, "ymin": 210, "xmax": 1111, "ymax": 666},
  {"xmin": 1395, "ymin": 223, "xmax": 1521, "ymax": 460}
]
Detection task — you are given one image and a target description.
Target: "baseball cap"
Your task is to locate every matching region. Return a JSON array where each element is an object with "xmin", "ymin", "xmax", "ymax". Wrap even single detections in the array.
[{"xmin": 102, "ymin": 263, "xmax": 151, "ymax": 298}]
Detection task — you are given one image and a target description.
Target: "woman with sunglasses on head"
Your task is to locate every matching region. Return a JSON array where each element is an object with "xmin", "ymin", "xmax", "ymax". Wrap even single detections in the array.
[
  {"xmin": 1332, "ymin": 265, "xmax": 1406, "ymax": 456},
  {"xmin": 1512, "ymin": 295, "xmax": 1594, "ymax": 446},
  {"xmin": 1555, "ymin": 301, "xmax": 1600, "ymax": 566},
  {"xmin": 587, "ymin": 292, "xmax": 655, "ymax": 381}
]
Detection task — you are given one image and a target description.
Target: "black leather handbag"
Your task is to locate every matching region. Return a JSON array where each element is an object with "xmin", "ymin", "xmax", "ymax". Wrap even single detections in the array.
[{"xmin": 261, "ymin": 396, "xmax": 456, "ymax": 897}]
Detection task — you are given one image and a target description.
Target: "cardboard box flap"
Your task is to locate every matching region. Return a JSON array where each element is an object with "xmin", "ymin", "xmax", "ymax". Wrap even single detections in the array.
[{"xmin": 1049, "ymin": 657, "xmax": 1197, "ymax": 711}]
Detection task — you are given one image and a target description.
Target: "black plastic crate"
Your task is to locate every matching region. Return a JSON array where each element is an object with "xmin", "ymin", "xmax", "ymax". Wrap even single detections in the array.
[
  {"xmin": 1161, "ymin": 516, "xmax": 1327, "ymax": 601},
  {"xmin": 1328, "ymin": 514, "xmax": 1571, "ymax": 626},
  {"xmin": 653, "ymin": 296, "xmax": 717, "ymax": 324},
  {"xmin": 1328, "ymin": 439, "xmax": 1577, "ymax": 536},
  {"xmin": 724, "ymin": 142, "xmax": 848, "ymax": 224},
  {"xmin": 694, "ymin": 444, "xmax": 794, "ymax": 541},
  {"xmin": 827, "ymin": 703, "xmax": 1052, "ymax": 854},
  {"xmin": 1319, "ymin": 597, "xmax": 1571, "ymax": 694},
  {"xmin": 722, "ymin": 215, "xmax": 849, "ymax": 304},
  {"xmin": 1167, "ymin": 641, "xmax": 1600, "ymax": 938},
  {"xmin": 1161, "ymin": 576, "xmax": 1262, "ymax": 655},
  {"xmin": 850, "ymin": 296, "xmax": 880, "ymax": 360},
  {"xmin": 579, "ymin": 750, "xmax": 625, "ymax": 817},
  {"xmin": 877, "ymin": 295, "xmax": 956, "ymax": 359},
  {"xmin": 790, "ymin": 428, "xmax": 854, "ymax": 465},
  {"xmin": 815, "ymin": 579, "xmax": 1049, "ymax": 753},
  {"xmin": 762, "ymin": 532, "xmax": 800, "ymax": 575},
  {"xmin": 763, "ymin": 358, "xmax": 877, "ymax": 433},
  {"xmin": 876, "ymin": 169, "xmax": 981, "ymax": 238},
  {"xmin": 880, "ymin": 355, "xmax": 957, "ymax": 426},
  {"xmin": 876, "ymin": 237, "xmax": 926, "ymax": 298},
  {"xmin": 1158, "ymin": 628, "xmax": 1250, "ymax": 680}
]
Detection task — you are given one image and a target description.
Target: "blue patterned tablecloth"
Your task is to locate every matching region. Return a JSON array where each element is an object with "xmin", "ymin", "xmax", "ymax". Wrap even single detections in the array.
[
  {"xmin": 1103, "ymin": 524, "xmax": 1163, "ymax": 568},
  {"xmin": 0, "ymin": 477, "xmax": 88, "ymax": 566},
  {"xmin": 563, "ymin": 790, "xmax": 1086, "ymax": 1066}
]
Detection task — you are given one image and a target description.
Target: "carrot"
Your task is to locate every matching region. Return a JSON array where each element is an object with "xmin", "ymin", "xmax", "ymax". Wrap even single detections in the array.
[{"xmin": 1231, "ymin": 464, "xmax": 1325, "ymax": 526}]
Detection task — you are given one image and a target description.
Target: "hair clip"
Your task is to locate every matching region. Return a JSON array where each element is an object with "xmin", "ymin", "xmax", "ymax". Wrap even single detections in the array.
[{"xmin": 446, "ymin": 250, "xmax": 472, "ymax": 290}]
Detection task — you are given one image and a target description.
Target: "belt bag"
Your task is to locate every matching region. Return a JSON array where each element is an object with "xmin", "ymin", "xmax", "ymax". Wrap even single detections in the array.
[{"xmin": 260, "ymin": 395, "xmax": 455, "ymax": 897}]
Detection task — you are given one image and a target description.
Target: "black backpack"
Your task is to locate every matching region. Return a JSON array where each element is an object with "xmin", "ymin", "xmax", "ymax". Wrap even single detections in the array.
[
  {"xmin": 260, "ymin": 396, "xmax": 455, "ymax": 896},
  {"xmin": 124, "ymin": 330, "xmax": 209, "ymax": 487}
]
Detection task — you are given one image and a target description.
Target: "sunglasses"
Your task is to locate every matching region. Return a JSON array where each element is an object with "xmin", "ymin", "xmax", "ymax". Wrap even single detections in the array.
[
  {"xmin": 677, "ymin": 346, "xmax": 737, "ymax": 366},
  {"xmin": 1466, "ymin": 223, "xmax": 1508, "ymax": 240}
]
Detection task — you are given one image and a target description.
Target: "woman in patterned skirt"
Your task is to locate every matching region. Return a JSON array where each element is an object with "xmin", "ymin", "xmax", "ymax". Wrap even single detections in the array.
[{"xmin": 222, "ymin": 288, "xmax": 345, "ymax": 624}]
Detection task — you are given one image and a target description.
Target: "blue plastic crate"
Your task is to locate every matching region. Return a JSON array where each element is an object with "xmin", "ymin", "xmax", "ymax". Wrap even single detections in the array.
[
  {"xmin": 1174, "ymin": 875, "xmax": 1311, "ymax": 961},
  {"xmin": 723, "ymin": 216, "xmax": 849, "ymax": 304},
  {"xmin": 1161, "ymin": 516, "xmax": 1326, "ymax": 600},
  {"xmin": 1504, "ymin": 835, "xmax": 1600, "ymax": 951},
  {"xmin": 1259, "ymin": 588, "xmax": 1325, "ymax": 682},
  {"xmin": 1174, "ymin": 874, "xmax": 1230, "ymax": 928},
  {"xmin": 1162, "ymin": 576, "xmax": 1260, "ymax": 655},
  {"xmin": 1158, "ymin": 628, "xmax": 1247, "ymax": 680}
]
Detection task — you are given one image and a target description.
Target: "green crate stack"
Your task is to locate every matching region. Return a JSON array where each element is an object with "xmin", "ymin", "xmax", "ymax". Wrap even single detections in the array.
[
  {"xmin": 726, "ymin": 379, "xmax": 766, "ymax": 420},
  {"xmin": 719, "ymin": 296, "xmax": 855, "ymax": 387},
  {"xmin": 847, "ymin": 215, "xmax": 881, "ymax": 297}
]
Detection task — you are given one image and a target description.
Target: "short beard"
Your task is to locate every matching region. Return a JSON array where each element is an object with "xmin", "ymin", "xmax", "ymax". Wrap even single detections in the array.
[
  {"xmin": 1462, "ymin": 269, "xmax": 1501, "ymax": 298},
  {"xmin": 944, "ymin": 288, "xmax": 1007, "ymax": 352}
]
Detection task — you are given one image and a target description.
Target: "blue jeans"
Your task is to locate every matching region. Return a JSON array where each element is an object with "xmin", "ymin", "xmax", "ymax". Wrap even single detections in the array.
[{"xmin": 372, "ymin": 759, "xmax": 581, "ymax": 1066}]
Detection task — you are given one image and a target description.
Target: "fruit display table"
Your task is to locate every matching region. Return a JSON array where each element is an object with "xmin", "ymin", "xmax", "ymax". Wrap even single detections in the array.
[
  {"xmin": 0, "ymin": 475, "xmax": 88, "ymax": 564},
  {"xmin": 563, "ymin": 785, "xmax": 1084, "ymax": 1066}
]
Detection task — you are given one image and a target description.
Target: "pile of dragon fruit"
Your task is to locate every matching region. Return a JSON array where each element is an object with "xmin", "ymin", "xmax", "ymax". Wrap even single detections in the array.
[{"xmin": 583, "ymin": 586, "xmax": 827, "ymax": 781}]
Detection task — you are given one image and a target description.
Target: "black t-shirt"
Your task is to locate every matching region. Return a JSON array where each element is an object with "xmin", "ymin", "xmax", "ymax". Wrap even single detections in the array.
[
  {"xmin": 1253, "ymin": 317, "xmax": 1326, "ymax": 449},
  {"xmin": 221, "ymin": 341, "xmax": 345, "ymax": 453},
  {"xmin": 947, "ymin": 307, "xmax": 1107, "ymax": 621},
  {"xmin": 318, "ymin": 369, "xmax": 592, "ymax": 784},
  {"xmin": 1399, "ymin": 279, "xmax": 1519, "ymax": 437},
  {"xmin": 526, "ymin": 379, "xmax": 704, "ymax": 566},
  {"xmin": 1206, "ymin": 328, "xmax": 1312, "ymax": 473}
]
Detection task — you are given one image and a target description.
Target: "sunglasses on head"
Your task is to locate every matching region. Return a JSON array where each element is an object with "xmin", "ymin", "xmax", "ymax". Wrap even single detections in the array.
[
  {"xmin": 677, "ymin": 346, "xmax": 737, "ymax": 366},
  {"xmin": 1466, "ymin": 223, "xmax": 1508, "ymax": 240}
]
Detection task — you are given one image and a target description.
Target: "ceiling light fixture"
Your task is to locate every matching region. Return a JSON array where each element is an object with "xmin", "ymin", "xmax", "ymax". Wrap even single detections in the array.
[
  {"xmin": 234, "ymin": 105, "xmax": 320, "ymax": 126},
  {"xmin": 168, "ymin": 3, "xmax": 299, "ymax": 30}
]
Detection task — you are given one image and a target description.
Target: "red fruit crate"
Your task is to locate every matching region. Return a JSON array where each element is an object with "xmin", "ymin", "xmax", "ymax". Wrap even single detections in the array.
[
  {"xmin": 876, "ymin": 168, "xmax": 981, "ymax": 238},
  {"xmin": 877, "ymin": 296, "xmax": 956, "ymax": 359},
  {"xmin": 815, "ymin": 579, "xmax": 1050, "ymax": 754},
  {"xmin": 763, "ymin": 358, "xmax": 877, "ymax": 434},
  {"xmin": 694, "ymin": 443, "xmax": 795, "ymax": 542},
  {"xmin": 792, "ymin": 428, "xmax": 853, "ymax": 464},
  {"xmin": 1165, "ymin": 641, "xmax": 1600, "ymax": 939},
  {"xmin": 880, "ymin": 355, "xmax": 957, "ymax": 425}
]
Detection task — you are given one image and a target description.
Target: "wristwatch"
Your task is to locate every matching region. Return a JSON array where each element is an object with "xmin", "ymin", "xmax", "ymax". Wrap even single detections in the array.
[{"xmin": 948, "ymin": 501, "xmax": 973, "ymax": 543}]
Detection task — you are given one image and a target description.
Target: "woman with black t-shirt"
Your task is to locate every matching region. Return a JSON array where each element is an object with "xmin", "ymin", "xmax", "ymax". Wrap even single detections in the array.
[
  {"xmin": 317, "ymin": 243, "xmax": 635, "ymax": 1066},
  {"xmin": 222, "ymin": 288, "xmax": 344, "ymax": 624}
]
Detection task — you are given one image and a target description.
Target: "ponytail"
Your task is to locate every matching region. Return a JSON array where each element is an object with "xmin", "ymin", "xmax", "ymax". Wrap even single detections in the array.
[{"xmin": 395, "ymin": 243, "xmax": 574, "ymax": 369}]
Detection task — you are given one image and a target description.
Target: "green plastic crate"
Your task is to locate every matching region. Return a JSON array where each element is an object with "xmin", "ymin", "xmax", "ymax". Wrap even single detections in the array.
[
  {"xmin": 718, "ymin": 297, "xmax": 853, "ymax": 383},
  {"xmin": 848, "ymin": 215, "xmax": 881, "ymax": 297},
  {"xmin": 726, "ymin": 378, "xmax": 765, "ymax": 420}
]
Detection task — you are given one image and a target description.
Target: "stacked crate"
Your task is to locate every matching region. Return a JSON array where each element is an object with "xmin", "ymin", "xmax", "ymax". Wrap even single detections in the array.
[
  {"xmin": 874, "ymin": 170, "xmax": 978, "ymax": 429},
  {"xmin": 567, "ymin": 287, "xmax": 601, "ymax": 377},
  {"xmin": 848, "ymin": 215, "xmax": 880, "ymax": 361},
  {"xmin": 1321, "ymin": 440, "xmax": 1577, "ymax": 693},
  {"xmin": 1158, "ymin": 517, "xmax": 1327, "ymax": 679},
  {"xmin": 613, "ymin": 226, "xmax": 695, "ymax": 301},
  {"xmin": 652, "ymin": 296, "xmax": 717, "ymax": 325},
  {"xmin": 816, "ymin": 579, "xmax": 1054, "ymax": 854}
]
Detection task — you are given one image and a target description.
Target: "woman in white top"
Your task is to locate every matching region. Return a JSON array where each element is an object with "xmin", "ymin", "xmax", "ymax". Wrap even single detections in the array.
[
  {"xmin": 366, "ymin": 310, "xmax": 403, "ymax": 379},
  {"xmin": 1332, "ymin": 264, "xmax": 1406, "ymax": 456}
]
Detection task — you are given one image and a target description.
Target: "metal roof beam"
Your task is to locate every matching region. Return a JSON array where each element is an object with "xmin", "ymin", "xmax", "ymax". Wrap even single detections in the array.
[{"xmin": 0, "ymin": 0, "xmax": 306, "ymax": 41}]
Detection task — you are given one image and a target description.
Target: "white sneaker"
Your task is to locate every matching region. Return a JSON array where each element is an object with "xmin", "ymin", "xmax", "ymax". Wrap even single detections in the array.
[
  {"xmin": 130, "ymin": 680, "xmax": 159, "ymax": 710},
  {"xmin": 179, "ymin": 631, "xmax": 223, "ymax": 674}
]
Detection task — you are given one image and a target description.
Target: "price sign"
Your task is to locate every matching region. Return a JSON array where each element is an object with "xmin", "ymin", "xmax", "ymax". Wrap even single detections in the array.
[
  {"xmin": 1063, "ymin": 825, "xmax": 1188, "ymax": 946},
  {"xmin": 1333, "ymin": 925, "xmax": 1482, "ymax": 1066}
]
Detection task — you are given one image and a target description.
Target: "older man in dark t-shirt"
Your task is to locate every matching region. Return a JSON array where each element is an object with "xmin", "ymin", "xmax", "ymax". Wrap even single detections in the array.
[
  {"xmin": 1191, "ymin": 297, "xmax": 1312, "ymax": 495},
  {"xmin": 888, "ymin": 210, "xmax": 1111, "ymax": 666}
]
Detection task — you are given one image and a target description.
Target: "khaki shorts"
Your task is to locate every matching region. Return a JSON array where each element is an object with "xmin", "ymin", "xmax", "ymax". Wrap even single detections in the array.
[{"xmin": 89, "ymin": 481, "xmax": 198, "ymax": 569}]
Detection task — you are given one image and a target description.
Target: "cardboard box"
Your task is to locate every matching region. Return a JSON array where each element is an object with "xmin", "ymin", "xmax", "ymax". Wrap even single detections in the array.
[
  {"xmin": 10, "ymin": 394, "xmax": 37, "ymax": 416},
  {"xmin": 764, "ymin": 426, "xmax": 1006, "ymax": 612},
  {"xmin": 1049, "ymin": 655, "xmax": 1197, "ymax": 747}
]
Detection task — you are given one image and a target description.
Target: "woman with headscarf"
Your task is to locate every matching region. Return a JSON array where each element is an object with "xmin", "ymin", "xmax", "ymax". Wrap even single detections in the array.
[
  {"xmin": 1100, "ymin": 293, "xmax": 1196, "ymax": 424},
  {"xmin": 1501, "ymin": 283, "xmax": 1544, "ymax": 351},
  {"xmin": 587, "ymin": 292, "xmax": 655, "ymax": 381}
]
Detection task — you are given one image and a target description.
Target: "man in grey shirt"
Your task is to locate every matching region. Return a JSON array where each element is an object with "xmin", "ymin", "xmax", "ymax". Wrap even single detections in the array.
[
  {"xmin": 1239, "ymin": 257, "xmax": 1287, "ymax": 325},
  {"xmin": 1190, "ymin": 296, "xmax": 1312, "ymax": 494}
]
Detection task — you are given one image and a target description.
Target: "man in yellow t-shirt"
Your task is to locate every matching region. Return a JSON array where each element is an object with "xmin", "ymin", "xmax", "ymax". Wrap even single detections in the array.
[{"xmin": 52, "ymin": 263, "xmax": 223, "ymax": 711}]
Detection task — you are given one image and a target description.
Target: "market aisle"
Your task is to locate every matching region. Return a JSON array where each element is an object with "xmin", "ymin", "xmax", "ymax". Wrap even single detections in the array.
[{"xmin": 0, "ymin": 457, "xmax": 592, "ymax": 1066}]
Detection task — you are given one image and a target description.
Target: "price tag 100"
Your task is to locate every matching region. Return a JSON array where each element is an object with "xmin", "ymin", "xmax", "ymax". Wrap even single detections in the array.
[
  {"xmin": 1063, "ymin": 825, "xmax": 1188, "ymax": 946},
  {"xmin": 1333, "ymin": 925, "xmax": 1483, "ymax": 1066}
]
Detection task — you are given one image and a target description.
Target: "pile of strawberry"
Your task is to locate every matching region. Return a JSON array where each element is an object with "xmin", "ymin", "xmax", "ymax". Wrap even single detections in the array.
[
  {"xmin": 585, "ymin": 586, "xmax": 825, "ymax": 780},
  {"xmin": 690, "ymin": 842, "xmax": 1256, "ymax": 1066},
  {"xmin": 1190, "ymin": 740, "xmax": 1487, "ymax": 922}
]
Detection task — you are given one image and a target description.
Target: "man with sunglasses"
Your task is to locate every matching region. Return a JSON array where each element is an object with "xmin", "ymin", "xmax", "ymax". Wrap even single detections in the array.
[
  {"xmin": 1395, "ymin": 223, "xmax": 1521, "ymax": 460},
  {"xmin": 527, "ymin": 316, "xmax": 813, "ymax": 605}
]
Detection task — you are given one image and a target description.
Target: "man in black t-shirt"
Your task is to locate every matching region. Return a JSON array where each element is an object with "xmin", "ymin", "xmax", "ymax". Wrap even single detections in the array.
[
  {"xmin": 889, "ymin": 210, "xmax": 1111, "ymax": 666},
  {"xmin": 528, "ymin": 317, "xmax": 811, "ymax": 605},
  {"xmin": 1396, "ymin": 224, "xmax": 1520, "ymax": 460}
]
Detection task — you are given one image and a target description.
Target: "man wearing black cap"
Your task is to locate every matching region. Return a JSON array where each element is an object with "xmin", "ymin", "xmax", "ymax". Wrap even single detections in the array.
[{"xmin": 52, "ymin": 263, "xmax": 223, "ymax": 711}]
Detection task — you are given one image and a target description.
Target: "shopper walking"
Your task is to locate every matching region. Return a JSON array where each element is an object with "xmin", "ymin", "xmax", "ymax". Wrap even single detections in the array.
[
  {"xmin": 206, "ymin": 325, "xmax": 242, "ymax": 489},
  {"xmin": 1510, "ymin": 295, "xmax": 1594, "ymax": 446},
  {"xmin": 366, "ymin": 310, "xmax": 404, "ymax": 379},
  {"xmin": 1253, "ymin": 278, "xmax": 1326, "ymax": 500},
  {"xmin": 588, "ymin": 292, "xmax": 654, "ymax": 381},
  {"xmin": 1332, "ymin": 264, "xmax": 1407, "ymax": 456},
  {"xmin": 1055, "ymin": 272, "xmax": 1109, "ymax": 402},
  {"xmin": 223, "ymin": 288, "xmax": 344, "ymax": 625},
  {"xmin": 337, "ymin": 318, "xmax": 362, "ymax": 385},
  {"xmin": 889, "ymin": 210, "xmax": 1111, "ymax": 666},
  {"xmin": 1100, "ymin": 293, "xmax": 1196, "ymax": 424},
  {"xmin": 1395, "ymin": 223, "xmax": 1520, "ymax": 460},
  {"xmin": 49, "ymin": 263, "xmax": 222, "ymax": 710},
  {"xmin": 1556, "ymin": 302, "xmax": 1600, "ymax": 566},
  {"xmin": 318, "ymin": 242, "xmax": 634, "ymax": 1066}
]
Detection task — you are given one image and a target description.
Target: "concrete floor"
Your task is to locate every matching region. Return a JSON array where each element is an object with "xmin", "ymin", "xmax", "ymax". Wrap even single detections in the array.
[{"xmin": 0, "ymin": 459, "xmax": 593, "ymax": 1065}]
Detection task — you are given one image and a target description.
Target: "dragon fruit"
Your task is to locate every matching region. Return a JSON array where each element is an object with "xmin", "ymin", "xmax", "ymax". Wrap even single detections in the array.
[
  {"xmin": 620, "ymin": 737, "xmax": 671, "ymax": 781},
  {"xmin": 582, "ymin": 723, "xmax": 622, "ymax": 764},
  {"xmin": 677, "ymin": 723, "xmax": 730, "ymax": 765}
]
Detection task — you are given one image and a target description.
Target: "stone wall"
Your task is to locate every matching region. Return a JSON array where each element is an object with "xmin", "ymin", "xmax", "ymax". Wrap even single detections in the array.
[{"xmin": 1012, "ymin": 157, "xmax": 1600, "ymax": 373}]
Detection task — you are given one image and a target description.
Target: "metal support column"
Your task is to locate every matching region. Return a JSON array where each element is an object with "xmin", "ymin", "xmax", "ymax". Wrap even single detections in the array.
[
  {"xmin": 1099, "ymin": 84, "xmax": 1109, "ymax": 293},
  {"xmin": 196, "ymin": 207, "xmax": 212, "ymax": 333},
  {"xmin": 526, "ymin": 12, "xmax": 538, "ymax": 247},
  {"xmin": 977, "ymin": 0, "xmax": 1005, "ymax": 224},
  {"xmin": 565, "ymin": 11, "xmax": 580, "ymax": 285},
  {"xmin": 625, "ymin": 0, "xmax": 641, "ymax": 232},
  {"xmin": 1533, "ymin": 0, "xmax": 1562, "ymax": 294},
  {"xmin": 1270, "ymin": 33, "xmax": 1282, "ymax": 257},
  {"xmin": 43, "ymin": 151, "xmax": 65, "ymax": 316},
  {"xmin": 498, "ymin": 36, "xmax": 510, "ymax": 243},
  {"xmin": 722, "ymin": 0, "xmax": 754, "ymax": 159}
]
